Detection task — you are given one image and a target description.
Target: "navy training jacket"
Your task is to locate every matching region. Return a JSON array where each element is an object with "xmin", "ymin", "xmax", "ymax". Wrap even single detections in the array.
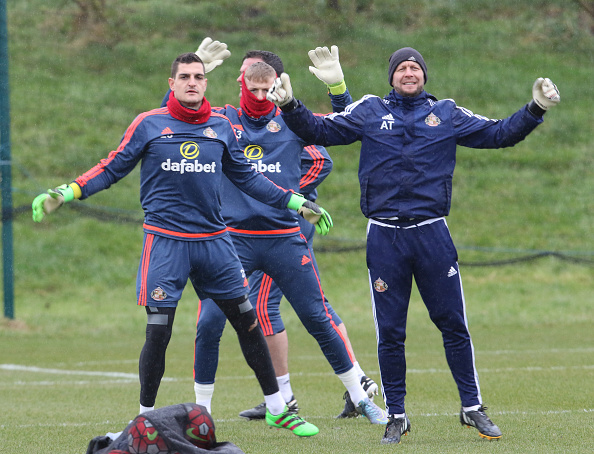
[
  {"xmin": 75, "ymin": 106, "xmax": 291, "ymax": 240},
  {"xmin": 282, "ymin": 90, "xmax": 544, "ymax": 220}
]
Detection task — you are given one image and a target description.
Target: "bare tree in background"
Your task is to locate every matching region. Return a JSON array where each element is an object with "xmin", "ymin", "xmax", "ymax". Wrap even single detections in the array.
[
  {"xmin": 67, "ymin": 0, "xmax": 124, "ymax": 47},
  {"xmin": 574, "ymin": 0, "xmax": 594, "ymax": 33},
  {"xmin": 71, "ymin": 0, "xmax": 106, "ymax": 34}
]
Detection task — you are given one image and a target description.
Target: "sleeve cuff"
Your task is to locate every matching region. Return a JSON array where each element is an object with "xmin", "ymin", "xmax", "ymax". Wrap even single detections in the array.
[
  {"xmin": 328, "ymin": 80, "xmax": 347, "ymax": 95},
  {"xmin": 280, "ymin": 98, "xmax": 299, "ymax": 113},
  {"xmin": 527, "ymin": 100, "xmax": 546, "ymax": 118},
  {"xmin": 287, "ymin": 193, "xmax": 304, "ymax": 210},
  {"xmin": 69, "ymin": 182, "xmax": 82, "ymax": 199}
]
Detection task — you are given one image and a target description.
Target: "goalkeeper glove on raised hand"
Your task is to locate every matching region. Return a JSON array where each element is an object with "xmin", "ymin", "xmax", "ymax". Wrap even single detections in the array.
[
  {"xmin": 308, "ymin": 45, "xmax": 346, "ymax": 95},
  {"xmin": 32, "ymin": 183, "xmax": 76, "ymax": 222},
  {"xmin": 287, "ymin": 193, "xmax": 333, "ymax": 236},
  {"xmin": 195, "ymin": 37, "xmax": 231, "ymax": 73},
  {"xmin": 529, "ymin": 77, "xmax": 560, "ymax": 115},
  {"xmin": 266, "ymin": 73, "xmax": 297, "ymax": 111}
]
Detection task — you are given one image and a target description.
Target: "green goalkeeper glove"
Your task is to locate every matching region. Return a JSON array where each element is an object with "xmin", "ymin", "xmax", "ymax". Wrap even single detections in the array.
[
  {"xmin": 287, "ymin": 193, "xmax": 333, "ymax": 236},
  {"xmin": 195, "ymin": 37, "xmax": 231, "ymax": 73},
  {"xmin": 308, "ymin": 45, "xmax": 346, "ymax": 95},
  {"xmin": 32, "ymin": 184, "xmax": 75, "ymax": 222}
]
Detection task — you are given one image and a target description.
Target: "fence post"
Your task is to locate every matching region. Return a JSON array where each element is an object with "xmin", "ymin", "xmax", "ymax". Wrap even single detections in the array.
[{"xmin": 0, "ymin": 0, "xmax": 14, "ymax": 319}]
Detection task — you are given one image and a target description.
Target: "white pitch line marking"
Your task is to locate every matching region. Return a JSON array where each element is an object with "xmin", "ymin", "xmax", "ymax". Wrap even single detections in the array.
[
  {"xmin": 0, "ymin": 364, "xmax": 175, "ymax": 381},
  {"xmin": 1, "ymin": 364, "xmax": 592, "ymax": 386}
]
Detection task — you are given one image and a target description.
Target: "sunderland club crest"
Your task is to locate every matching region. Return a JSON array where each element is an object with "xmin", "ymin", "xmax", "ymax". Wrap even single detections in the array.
[
  {"xmin": 151, "ymin": 287, "xmax": 167, "ymax": 301},
  {"xmin": 373, "ymin": 278, "xmax": 388, "ymax": 293},
  {"xmin": 203, "ymin": 127, "xmax": 217, "ymax": 138},
  {"xmin": 425, "ymin": 113, "xmax": 441, "ymax": 127},
  {"xmin": 266, "ymin": 120, "xmax": 281, "ymax": 133}
]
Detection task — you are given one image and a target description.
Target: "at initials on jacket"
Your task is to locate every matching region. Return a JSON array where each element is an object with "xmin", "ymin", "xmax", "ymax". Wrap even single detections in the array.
[{"xmin": 381, "ymin": 120, "xmax": 395, "ymax": 130}]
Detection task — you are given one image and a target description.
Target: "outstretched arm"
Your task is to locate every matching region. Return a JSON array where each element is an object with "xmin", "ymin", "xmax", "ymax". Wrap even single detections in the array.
[
  {"xmin": 267, "ymin": 73, "xmax": 363, "ymax": 146},
  {"xmin": 455, "ymin": 77, "xmax": 560, "ymax": 148}
]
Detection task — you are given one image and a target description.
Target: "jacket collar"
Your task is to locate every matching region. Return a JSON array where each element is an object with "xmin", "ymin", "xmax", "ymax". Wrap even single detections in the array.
[{"xmin": 385, "ymin": 89, "xmax": 437, "ymax": 107}]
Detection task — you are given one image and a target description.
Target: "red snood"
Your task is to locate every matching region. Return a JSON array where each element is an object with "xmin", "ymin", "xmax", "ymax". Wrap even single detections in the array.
[
  {"xmin": 166, "ymin": 90, "xmax": 211, "ymax": 124},
  {"xmin": 239, "ymin": 72, "xmax": 275, "ymax": 119}
]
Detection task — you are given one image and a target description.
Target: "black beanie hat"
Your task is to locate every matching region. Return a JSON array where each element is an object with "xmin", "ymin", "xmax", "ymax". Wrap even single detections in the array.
[{"xmin": 388, "ymin": 47, "xmax": 427, "ymax": 86}]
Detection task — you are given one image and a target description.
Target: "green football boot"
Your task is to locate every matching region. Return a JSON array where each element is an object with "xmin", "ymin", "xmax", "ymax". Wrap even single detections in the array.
[{"xmin": 265, "ymin": 405, "xmax": 319, "ymax": 437}]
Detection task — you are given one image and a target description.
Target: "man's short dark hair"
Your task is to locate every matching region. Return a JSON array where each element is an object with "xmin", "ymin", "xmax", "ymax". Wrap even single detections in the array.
[
  {"xmin": 171, "ymin": 52, "xmax": 204, "ymax": 78},
  {"xmin": 243, "ymin": 50, "xmax": 284, "ymax": 76}
]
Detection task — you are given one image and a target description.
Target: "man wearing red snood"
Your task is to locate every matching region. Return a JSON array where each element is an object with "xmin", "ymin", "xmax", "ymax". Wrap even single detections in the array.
[
  {"xmin": 165, "ymin": 41, "xmax": 387, "ymax": 426},
  {"xmin": 32, "ymin": 51, "xmax": 328, "ymax": 438}
]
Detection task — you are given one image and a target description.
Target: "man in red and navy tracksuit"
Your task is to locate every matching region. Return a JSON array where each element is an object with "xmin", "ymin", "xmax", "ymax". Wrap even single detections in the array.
[
  {"xmin": 183, "ymin": 49, "xmax": 386, "ymax": 425},
  {"xmin": 268, "ymin": 46, "xmax": 560, "ymax": 444},
  {"xmin": 32, "ymin": 52, "xmax": 327, "ymax": 437}
]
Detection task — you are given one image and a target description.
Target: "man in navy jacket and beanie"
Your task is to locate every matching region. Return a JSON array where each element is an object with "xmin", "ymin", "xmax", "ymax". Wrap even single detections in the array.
[{"xmin": 266, "ymin": 46, "xmax": 560, "ymax": 444}]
